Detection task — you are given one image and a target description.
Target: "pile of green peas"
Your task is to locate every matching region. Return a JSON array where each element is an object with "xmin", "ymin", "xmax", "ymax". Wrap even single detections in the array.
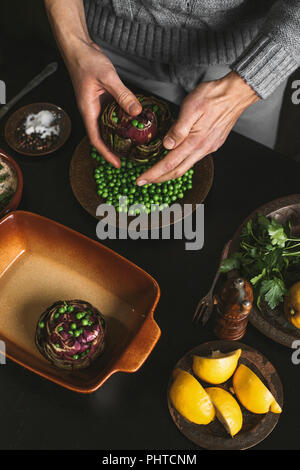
[{"xmin": 91, "ymin": 147, "xmax": 194, "ymax": 214}]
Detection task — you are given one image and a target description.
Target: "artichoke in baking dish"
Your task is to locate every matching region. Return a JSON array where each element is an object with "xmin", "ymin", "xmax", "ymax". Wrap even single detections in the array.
[
  {"xmin": 100, "ymin": 94, "xmax": 173, "ymax": 163},
  {"xmin": 35, "ymin": 300, "xmax": 106, "ymax": 370}
]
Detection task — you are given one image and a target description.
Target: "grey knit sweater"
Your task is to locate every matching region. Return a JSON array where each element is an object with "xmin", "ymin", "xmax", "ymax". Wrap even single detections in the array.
[{"xmin": 84, "ymin": 0, "xmax": 300, "ymax": 98}]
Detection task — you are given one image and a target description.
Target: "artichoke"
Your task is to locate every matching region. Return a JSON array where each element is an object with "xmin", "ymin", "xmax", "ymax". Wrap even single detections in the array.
[
  {"xmin": 100, "ymin": 94, "xmax": 172, "ymax": 163},
  {"xmin": 35, "ymin": 300, "xmax": 106, "ymax": 370}
]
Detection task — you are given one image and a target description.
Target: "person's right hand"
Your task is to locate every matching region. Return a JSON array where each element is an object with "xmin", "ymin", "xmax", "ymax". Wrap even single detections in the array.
[{"xmin": 66, "ymin": 40, "xmax": 142, "ymax": 167}]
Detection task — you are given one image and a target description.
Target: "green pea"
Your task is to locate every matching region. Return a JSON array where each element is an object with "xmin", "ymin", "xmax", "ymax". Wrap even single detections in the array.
[
  {"xmin": 59, "ymin": 307, "xmax": 66, "ymax": 314},
  {"xmin": 70, "ymin": 323, "xmax": 77, "ymax": 330},
  {"xmin": 54, "ymin": 313, "xmax": 60, "ymax": 319},
  {"xmin": 67, "ymin": 306, "xmax": 74, "ymax": 313},
  {"xmin": 73, "ymin": 354, "xmax": 79, "ymax": 360},
  {"xmin": 112, "ymin": 117, "xmax": 118, "ymax": 123},
  {"xmin": 82, "ymin": 319, "xmax": 89, "ymax": 326},
  {"xmin": 74, "ymin": 330, "xmax": 81, "ymax": 337},
  {"xmin": 55, "ymin": 343, "xmax": 60, "ymax": 348},
  {"xmin": 137, "ymin": 122, "xmax": 144, "ymax": 129},
  {"xmin": 39, "ymin": 321, "xmax": 45, "ymax": 329},
  {"xmin": 131, "ymin": 119, "xmax": 138, "ymax": 127},
  {"xmin": 58, "ymin": 326, "xmax": 63, "ymax": 332},
  {"xmin": 76, "ymin": 312, "xmax": 85, "ymax": 320},
  {"xmin": 68, "ymin": 330, "xmax": 74, "ymax": 336}
]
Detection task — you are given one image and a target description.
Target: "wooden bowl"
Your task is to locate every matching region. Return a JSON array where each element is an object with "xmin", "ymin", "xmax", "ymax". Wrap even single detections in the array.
[
  {"xmin": 0, "ymin": 148, "xmax": 23, "ymax": 217},
  {"xmin": 0, "ymin": 211, "xmax": 161, "ymax": 393},
  {"xmin": 228, "ymin": 194, "xmax": 300, "ymax": 348},
  {"xmin": 4, "ymin": 102, "xmax": 71, "ymax": 156},
  {"xmin": 168, "ymin": 341, "xmax": 283, "ymax": 450},
  {"xmin": 70, "ymin": 136, "xmax": 214, "ymax": 229}
]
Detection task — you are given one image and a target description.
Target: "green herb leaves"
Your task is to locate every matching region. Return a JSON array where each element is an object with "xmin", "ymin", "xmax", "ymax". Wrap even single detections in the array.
[
  {"xmin": 259, "ymin": 278, "xmax": 286, "ymax": 310},
  {"xmin": 221, "ymin": 214, "xmax": 300, "ymax": 310}
]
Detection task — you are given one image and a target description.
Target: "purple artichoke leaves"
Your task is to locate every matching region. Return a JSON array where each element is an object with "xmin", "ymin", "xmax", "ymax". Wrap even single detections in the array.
[
  {"xmin": 100, "ymin": 94, "xmax": 173, "ymax": 163},
  {"xmin": 35, "ymin": 300, "xmax": 106, "ymax": 370}
]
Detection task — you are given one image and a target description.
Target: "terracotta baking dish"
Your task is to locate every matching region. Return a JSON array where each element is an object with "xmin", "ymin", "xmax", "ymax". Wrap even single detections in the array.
[{"xmin": 0, "ymin": 211, "xmax": 160, "ymax": 393}]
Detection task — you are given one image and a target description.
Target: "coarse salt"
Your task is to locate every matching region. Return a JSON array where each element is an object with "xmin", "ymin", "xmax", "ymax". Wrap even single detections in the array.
[{"xmin": 25, "ymin": 110, "xmax": 60, "ymax": 139}]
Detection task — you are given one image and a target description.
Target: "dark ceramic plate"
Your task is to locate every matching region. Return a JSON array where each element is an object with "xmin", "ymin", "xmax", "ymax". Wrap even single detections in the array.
[
  {"xmin": 5, "ymin": 102, "xmax": 71, "ymax": 156},
  {"xmin": 228, "ymin": 194, "xmax": 300, "ymax": 348},
  {"xmin": 168, "ymin": 341, "xmax": 283, "ymax": 450},
  {"xmin": 69, "ymin": 136, "xmax": 214, "ymax": 229}
]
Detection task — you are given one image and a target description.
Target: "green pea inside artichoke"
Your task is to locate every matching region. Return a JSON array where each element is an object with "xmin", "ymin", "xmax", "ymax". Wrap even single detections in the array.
[{"xmin": 100, "ymin": 94, "xmax": 172, "ymax": 163}]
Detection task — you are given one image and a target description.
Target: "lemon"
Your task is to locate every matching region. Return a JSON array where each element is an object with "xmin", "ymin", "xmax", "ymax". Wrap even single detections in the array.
[
  {"xmin": 169, "ymin": 369, "xmax": 215, "ymax": 425},
  {"xmin": 192, "ymin": 349, "xmax": 241, "ymax": 384},
  {"xmin": 284, "ymin": 281, "xmax": 300, "ymax": 329},
  {"xmin": 233, "ymin": 364, "xmax": 282, "ymax": 414},
  {"xmin": 206, "ymin": 387, "xmax": 243, "ymax": 437}
]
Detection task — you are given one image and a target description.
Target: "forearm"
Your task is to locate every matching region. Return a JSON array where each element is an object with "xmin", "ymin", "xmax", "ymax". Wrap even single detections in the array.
[
  {"xmin": 231, "ymin": 0, "xmax": 300, "ymax": 98},
  {"xmin": 44, "ymin": 0, "xmax": 91, "ymax": 64}
]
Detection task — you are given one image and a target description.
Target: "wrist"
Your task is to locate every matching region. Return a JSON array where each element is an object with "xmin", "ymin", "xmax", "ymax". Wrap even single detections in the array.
[
  {"xmin": 44, "ymin": 0, "xmax": 91, "ymax": 62},
  {"xmin": 222, "ymin": 71, "xmax": 260, "ymax": 106}
]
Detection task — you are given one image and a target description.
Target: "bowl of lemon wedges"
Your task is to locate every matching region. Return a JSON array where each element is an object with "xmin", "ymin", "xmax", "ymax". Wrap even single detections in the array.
[{"xmin": 168, "ymin": 341, "xmax": 283, "ymax": 450}]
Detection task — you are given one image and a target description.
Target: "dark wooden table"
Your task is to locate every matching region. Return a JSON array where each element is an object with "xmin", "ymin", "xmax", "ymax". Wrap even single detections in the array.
[{"xmin": 0, "ymin": 38, "xmax": 299, "ymax": 451}]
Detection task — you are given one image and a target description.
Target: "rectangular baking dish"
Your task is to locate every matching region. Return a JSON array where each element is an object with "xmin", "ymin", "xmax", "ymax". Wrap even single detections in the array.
[{"xmin": 0, "ymin": 211, "xmax": 160, "ymax": 393}]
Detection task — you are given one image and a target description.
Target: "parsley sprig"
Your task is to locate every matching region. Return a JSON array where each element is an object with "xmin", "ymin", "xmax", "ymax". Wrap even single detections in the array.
[{"xmin": 220, "ymin": 214, "xmax": 300, "ymax": 310}]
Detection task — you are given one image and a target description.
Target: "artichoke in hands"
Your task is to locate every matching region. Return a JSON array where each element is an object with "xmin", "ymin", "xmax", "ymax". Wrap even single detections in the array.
[
  {"xmin": 100, "ymin": 94, "xmax": 172, "ymax": 163},
  {"xmin": 35, "ymin": 300, "xmax": 106, "ymax": 370}
]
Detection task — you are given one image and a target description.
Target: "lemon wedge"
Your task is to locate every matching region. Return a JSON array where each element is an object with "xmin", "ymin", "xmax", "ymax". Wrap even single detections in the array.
[
  {"xmin": 193, "ymin": 349, "xmax": 241, "ymax": 384},
  {"xmin": 169, "ymin": 369, "xmax": 215, "ymax": 425},
  {"xmin": 206, "ymin": 387, "xmax": 243, "ymax": 437},
  {"xmin": 233, "ymin": 364, "xmax": 282, "ymax": 414},
  {"xmin": 284, "ymin": 281, "xmax": 300, "ymax": 329}
]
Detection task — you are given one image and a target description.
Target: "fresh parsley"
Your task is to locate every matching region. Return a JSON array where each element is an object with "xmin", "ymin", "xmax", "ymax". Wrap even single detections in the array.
[{"xmin": 220, "ymin": 214, "xmax": 300, "ymax": 310}]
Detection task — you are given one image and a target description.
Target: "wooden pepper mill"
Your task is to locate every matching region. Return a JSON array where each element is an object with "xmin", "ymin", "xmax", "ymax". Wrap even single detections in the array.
[{"xmin": 213, "ymin": 277, "xmax": 253, "ymax": 340}]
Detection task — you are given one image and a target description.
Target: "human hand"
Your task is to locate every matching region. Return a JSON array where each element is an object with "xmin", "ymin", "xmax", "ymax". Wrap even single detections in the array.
[
  {"xmin": 67, "ymin": 40, "xmax": 142, "ymax": 167},
  {"xmin": 137, "ymin": 72, "xmax": 259, "ymax": 185}
]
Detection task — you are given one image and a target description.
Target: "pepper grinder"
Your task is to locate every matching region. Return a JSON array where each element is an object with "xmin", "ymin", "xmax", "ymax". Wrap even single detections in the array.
[{"xmin": 213, "ymin": 277, "xmax": 253, "ymax": 341}]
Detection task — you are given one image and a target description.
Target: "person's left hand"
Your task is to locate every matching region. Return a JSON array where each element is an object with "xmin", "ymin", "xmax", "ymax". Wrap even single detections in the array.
[{"xmin": 136, "ymin": 71, "xmax": 259, "ymax": 185}]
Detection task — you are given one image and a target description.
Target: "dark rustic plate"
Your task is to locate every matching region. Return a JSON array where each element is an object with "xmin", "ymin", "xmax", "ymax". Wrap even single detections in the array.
[
  {"xmin": 228, "ymin": 194, "xmax": 300, "ymax": 348},
  {"xmin": 69, "ymin": 136, "xmax": 214, "ymax": 229},
  {"xmin": 168, "ymin": 340, "xmax": 283, "ymax": 450},
  {"xmin": 4, "ymin": 102, "xmax": 71, "ymax": 156}
]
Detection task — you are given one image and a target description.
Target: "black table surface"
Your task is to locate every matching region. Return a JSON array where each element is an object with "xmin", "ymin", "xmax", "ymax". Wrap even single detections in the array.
[{"xmin": 0, "ymin": 38, "xmax": 300, "ymax": 451}]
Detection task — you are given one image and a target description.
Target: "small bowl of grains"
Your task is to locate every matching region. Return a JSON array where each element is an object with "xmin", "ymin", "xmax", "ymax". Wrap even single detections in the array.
[
  {"xmin": 0, "ymin": 149, "xmax": 23, "ymax": 217},
  {"xmin": 5, "ymin": 102, "xmax": 71, "ymax": 156}
]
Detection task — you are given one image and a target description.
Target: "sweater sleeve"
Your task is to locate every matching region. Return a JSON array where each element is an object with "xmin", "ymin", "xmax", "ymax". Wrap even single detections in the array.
[{"xmin": 231, "ymin": 0, "xmax": 300, "ymax": 98}]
